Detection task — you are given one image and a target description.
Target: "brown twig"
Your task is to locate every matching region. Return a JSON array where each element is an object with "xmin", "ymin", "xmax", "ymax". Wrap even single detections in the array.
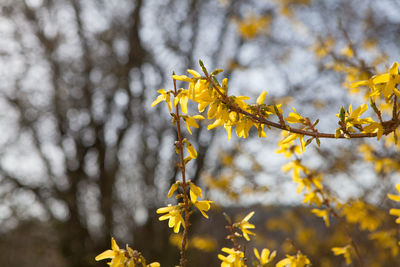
[
  {"xmin": 173, "ymin": 78, "xmax": 191, "ymax": 267},
  {"xmin": 205, "ymin": 75, "xmax": 400, "ymax": 140},
  {"xmin": 226, "ymin": 224, "xmax": 241, "ymax": 251}
]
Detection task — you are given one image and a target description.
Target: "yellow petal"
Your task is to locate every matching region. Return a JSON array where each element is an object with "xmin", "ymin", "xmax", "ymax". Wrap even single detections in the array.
[
  {"xmin": 187, "ymin": 69, "xmax": 201, "ymax": 77},
  {"xmin": 172, "ymin": 75, "xmax": 192, "ymax": 82},
  {"xmin": 207, "ymin": 119, "xmax": 224, "ymax": 130},
  {"xmin": 389, "ymin": 62, "xmax": 399, "ymax": 75},
  {"xmin": 151, "ymin": 95, "xmax": 165, "ymax": 107},
  {"xmin": 157, "ymin": 205, "xmax": 173, "ymax": 213},
  {"xmin": 208, "ymin": 102, "xmax": 218, "ymax": 119},
  {"xmin": 276, "ymin": 258, "xmax": 291, "ymax": 267},
  {"xmin": 225, "ymin": 124, "xmax": 232, "ymax": 140},
  {"xmin": 168, "ymin": 183, "xmax": 179, "ymax": 198},
  {"xmin": 147, "ymin": 263, "xmax": 161, "ymax": 267},
  {"xmin": 254, "ymin": 248, "xmax": 260, "ymax": 260},
  {"xmin": 261, "ymin": 249, "xmax": 271, "ymax": 263},
  {"xmin": 173, "ymin": 220, "xmax": 182, "ymax": 233},
  {"xmin": 111, "ymin": 238, "xmax": 119, "ymax": 251},
  {"xmin": 95, "ymin": 250, "xmax": 115, "ymax": 261},
  {"xmin": 372, "ymin": 73, "xmax": 390, "ymax": 84},
  {"xmin": 192, "ymin": 115, "xmax": 205, "ymax": 120},
  {"xmin": 388, "ymin": 194, "xmax": 400, "ymax": 202},
  {"xmin": 180, "ymin": 95, "xmax": 188, "ymax": 114},
  {"xmin": 256, "ymin": 91, "xmax": 267, "ymax": 104},
  {"xmin": 300, "ymin": 135, "xmax": 305, "ymax": 152},
  {"xmin": 187, "ymin": 143, "xmax": 197, "ymax": 159},
  {"xmin": 396, "ymin": 184, "xmax": 400, "ymax": 193},
  {"xmin": 110, "ymin": 254, "xmax": 124, "ymax": 267},
  {"xmin": 349, "ymin": 80, "xmax": 368, "ymax": 89},
  {"xmin": 242, "ymin": 211, "xmax": 255, "ymax": 222}
]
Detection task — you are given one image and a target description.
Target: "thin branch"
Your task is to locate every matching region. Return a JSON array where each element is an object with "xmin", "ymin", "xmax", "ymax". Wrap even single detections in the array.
[
  {"xmin": 173, "ymin": 78, "xmax": 191, "ymax": 267},
  {"xmin": 206, "ymin": 75, "xmax": 400, "ymax": 139}
]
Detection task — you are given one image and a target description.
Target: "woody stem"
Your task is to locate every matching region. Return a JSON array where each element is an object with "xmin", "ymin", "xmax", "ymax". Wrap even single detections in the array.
[
  {"xmin": 173, "ymin": 78, "xmax": 191, "ymax": 267},
  {"xmin": 205, "ymin": 76, "xmax": 399, "ymax": 139}
]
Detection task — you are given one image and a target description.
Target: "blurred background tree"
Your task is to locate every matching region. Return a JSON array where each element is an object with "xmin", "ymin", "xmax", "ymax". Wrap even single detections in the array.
[{"xmin": 0, "ymin": 0, "xmax": 400, "ymax": 266}]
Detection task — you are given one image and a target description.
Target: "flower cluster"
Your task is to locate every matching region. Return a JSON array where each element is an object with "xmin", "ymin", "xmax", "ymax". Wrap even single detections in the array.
[
  {"xmin": 218, "ymin": 211, "xmax": 277, "ymax": 267},
  {"xmin": 96, "ymin": 238, "xmax": 160, "ymax": 267},
  {"xmin": 157, "ymin": 181, "xmax": 213, "ymax": 234}
]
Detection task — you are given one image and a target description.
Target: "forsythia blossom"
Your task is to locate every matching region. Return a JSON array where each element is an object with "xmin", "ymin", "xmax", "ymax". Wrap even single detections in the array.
[
  {"xmin": 151, "ymin": 89, "xmax": 172, "ymax": 112},
  {"xmin": 351, "ymin": 61, "xmax": 400, "ymax": 101},
  {"xmin": 218, "ymin": 247, "xmax": 246, "ymax": 267},
  {"xmin": 237, "ymin": 211, "xmax": 256, "ymax": 241},
  {"xmin": 311, "ymin": 208, "xmax": 330, "ymax": 227},
  {"xmin": 276, "ymin": 252, "xmax": 311, "ymax": 267},
  {"xmin": 254, "ymin": 248, "xmax": 276, "ymax": 265},
  {"xmin": 96, "ymin": 238, "xmax": 160, "ymax": 267},
  {"xmin": 156, "ymin": 204, "xmax": 185, "ymax": 233},
  {"xmin": 332, "ymin": 245, "xmax": 352, "ymax": 265},
  {"xmin": 95, "ymin": 238, "xmax": 126, "ymax": 267}
]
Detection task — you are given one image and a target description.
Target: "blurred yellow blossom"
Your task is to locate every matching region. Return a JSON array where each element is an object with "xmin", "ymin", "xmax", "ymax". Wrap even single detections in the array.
[
  {"xmin": 254, "ymin": 248, "xmax": 276, "ymax": 265},
  {"xmin": 218, "ymin": 247, "xmax": 246, "ymax": 267}
]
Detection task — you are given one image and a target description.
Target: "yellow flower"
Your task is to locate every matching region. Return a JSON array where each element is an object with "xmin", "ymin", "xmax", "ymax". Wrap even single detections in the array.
[
  {"xmin": 382, "ymin": 62, "xmax": 400, "ymax": 100},
  {"xmin": 187, "ymin": 69, "xmax": 201, "ymax": 78},
  {"xmin": 332, "ymin": 245, "xmax": 352, "ymax": 265},
  {"xmin": 311, "ymin": 208, "xmax": 330, "ymax": 227},
  {"xmin": 348, "ymin": 104, "xmax": 368, "ymax": 121},
  {"xmin": 312, "ymin": 36, "xmax": 334, "ymax": 58},
  {"xmin": 95, "ymin": 237, "xmax": 126, "ymax": 267},
  {"xmin": 285, "ymin": 107, "xmax": 304, "ymax": 124},
  {"xmin": 151, "ymin": 89, "xmax": 172, "ymax": 112},
  {"xmin": 254, "ymin": 248, "xmax": 276, "ymax": 265},
  {"xmin": 369, "ymin": 230, "xmax": 399, "ymax": 257},
  {"xmin": 208, "ymin": 118, "xmax": 225, "ymax": 130},
  {"xmin": 235, "ymin": 118, "xmax": 253, "ymax": 139},
  {"xmin": 280, "ymin": 133, "xmax": 305, "ymax": 153},
  {"xmin": 303, "ymin": 191, "xmax": 322, "ymax": 207},
  {"xmin": 257, "ymin": 124, "xmax": 267, "ymax": 138},
  {"xmin": 336, "ymin": 104, "xmax": 372, "ymax": 133},
  {"xmin": 207, "ymin": 102, "xmax": 220, "ymax": 119},
  {"xmin": 173, "ymin": 89, "xmax": 189, "ymax": 114},
  {"xmin": 189, "ymin": 182, "xmax": 203, "ymax": 202},
  {"xmin": 186, "ymin": 141, "xmax": 197, "ymax": 159},
  {"xmin": 147, "ymin": 263, "xmax": 160, "ymax": 267},
  {"xmin": 237, "ymin": 14, "xmax": 271, "ymax": 40},
  {"xmin": 350, "ymin": 62, "xmax": 400, "ymax": 101},
  {"xmin": 340, "ymin": 45, "xmax": 354, "ymax": 58},
  {"xmin": 363, "ymin": 121, "xmax": 384, "ymax": 140},
  {"xmin": 156, "ymin": 205, "xmax": 185, "ymax": 233},
  {"xmin": 183, "ymin": 115, "xmax": 205, "ymax": 135},
  {"xmin": 281, "ymin": 160, "xmax": 307, "ymax": 184},
  {"xmin": 190, "ymin": 236, "xmax": 217, "ymax": 252},
  {"xmin": 276, "ymin": 132, "xmax": 302, "ymax": 157},
  {"xmin": 172, "ymin": 74, "xmax": 193, "ymax": 82},
  {"xmin": 96, "ymin": 238, "xmax": 160, "ymax": 267},
  {"xmin": 256, "ymin": 91, "xmax": 267, "ymax": 105},
  {"xmin": 276, "ymin": 253, "xmax": 311, "ymax": 267},
  {"xmin": 224, "ymin": 124, "xmax": 233, "ymax": 140},
  {"xmin": 388, "ymin": 184, "xmax": 400, "ymax": 202},
  {"xmin": 389, "ymin": 207, "xmax": 400, "ymax": 224},
  {"xmin": 192, "ymin": 200, "xmax": 213, "ymax": 218},
  {"xmin": 167, "ymin": 183, "xmax": 179, "ymax": 198},
  {"xmin": 218, "ymin": 247, "xmax": 245, "ymax": 267},
  {"xmin": 238, "ymin": 211, "xmax": 256, "ymax": 241}
]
